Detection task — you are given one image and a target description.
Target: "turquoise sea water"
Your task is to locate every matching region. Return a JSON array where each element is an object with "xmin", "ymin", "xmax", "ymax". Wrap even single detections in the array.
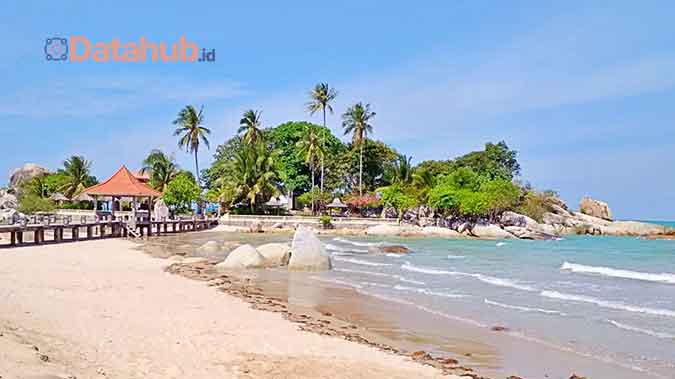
[{"xmin": 317, "ymin": 234, "xmax": 675, "ymax": 378}]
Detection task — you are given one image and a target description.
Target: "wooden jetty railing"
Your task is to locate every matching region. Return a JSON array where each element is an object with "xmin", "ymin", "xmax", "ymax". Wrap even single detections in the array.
[{"xmin": 0, "ymin": 216, "xmax": 219, "ymax": 248}]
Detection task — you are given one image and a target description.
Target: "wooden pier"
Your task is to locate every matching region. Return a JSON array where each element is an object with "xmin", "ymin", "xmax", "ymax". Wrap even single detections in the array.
[{"xmin": 0, "ymin": 217, "xmax": 219, "ymax": 248}]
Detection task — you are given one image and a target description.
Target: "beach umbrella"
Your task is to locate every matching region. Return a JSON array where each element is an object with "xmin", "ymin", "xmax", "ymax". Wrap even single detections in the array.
[
  {"xmin": 73, "ymin": 192, "xmax": 94, "ymax": 202},
  {"xmin": 49, "ymin": 192, "xmax": 68, "ymax": 202},
  {"xmin": 327, "ymin": 198, "xmax": 348, "ymax": 208}
]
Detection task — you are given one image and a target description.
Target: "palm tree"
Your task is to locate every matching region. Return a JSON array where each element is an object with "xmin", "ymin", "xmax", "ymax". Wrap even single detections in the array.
[
  {"xmin": 306, "ymin": 83, "xmax": 337, "ymax": 192},
  {"xmin": 391, "ymin": 154, "xmax": 413, "ymax": 185},
  {"xmin": 342, "ymin": 102, "xmax": 375, "ymax": 196},
  {"xmin": 238, "ymin": 109, "xmax": 263, "ymax": 144},
  {"xmin": 173, "ymin": 105, "xmax": 210, "ymax": 185},
  {"xmin": 233, "ymin": 141, "xmax": 279, "ymax": 213},
  {"xmin": 140, "ymin": 149, "xmax": 180, "ymax": 192},
  {"xmin": 412, "ymin": 168, "xmax": 436, "ymax": 203},
  {"xmin": 61, "ymin": 155, "xmax": 93, "ymax": 198},
  {"xmin": 295, "ymin": 124, "xmax": 324, "ymax": 214}
]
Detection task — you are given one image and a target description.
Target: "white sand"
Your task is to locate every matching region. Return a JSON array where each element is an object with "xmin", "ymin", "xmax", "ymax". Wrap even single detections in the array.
[{"xmin": 0, "ymin": 239, "xmax": 453, "ymax": 379}]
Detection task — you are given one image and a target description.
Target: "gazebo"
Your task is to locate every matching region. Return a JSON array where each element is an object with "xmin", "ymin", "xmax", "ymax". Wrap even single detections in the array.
[
  {"xmin": 83, "ymin": 165, "xmax": 161, "ymax": 221},
  {"xmin": 326, "ymin": 197, "xmax": 348, "ymax": 216},
  {"xmin": 49, "ymin": 192, "xmax": 68, "ymax": 205}
]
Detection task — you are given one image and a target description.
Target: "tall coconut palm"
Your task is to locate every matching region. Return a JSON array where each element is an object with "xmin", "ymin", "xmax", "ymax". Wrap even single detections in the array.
[
  {"xmin": 238, "ymin": 109, "xmax": 263, "ymax": 145},
  {"xmin": 140, "ymin": 149, "xmax": 180, "ymax": 192},
  {"xmin": 306, "ymin": 83, "xmax": 337, "ymax": 192},
  {"xmin": 173, "ymin": 105, "xmax": 210, "ymax": 185},
  {"xmin": 295, "ymin": 124, "xmax": 324, "ymax": 214},
  {"xmin": 342, "ymin": 102, "xmax": 375, "ymax": 196},
  {"xmin": 61, "ymin": 155, "xmax": 93, "ymax": 198}
]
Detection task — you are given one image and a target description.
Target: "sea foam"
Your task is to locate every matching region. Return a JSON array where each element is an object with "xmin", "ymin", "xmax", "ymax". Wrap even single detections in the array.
[
  {"xmin": 394, "ymin": 285, "xmax": 467, "ymax": 298},
  {"xmin": 333, "ymin": 237, "xmax": 390, "ymax": 247},
  {"xmin": 401, "ymin": 262, "xmax": 536, "ymax": 291},
  {"xmin": 540, "ymin": 290, "xmax": 675, "ymax": 318},
  {"xmin": 607, "ymin": 319, "xmax": 675, "ymax": 339},
  {"xmin": 561, "ymin": 262, "xmax": 675, "ymax": 285},
  {"xmin": 484, "ymin": 299, "xmax": 565, "ymax": 315},
  {"xmin": 333, "ymin": 256, "xmax": 392, "ymax": 267}
]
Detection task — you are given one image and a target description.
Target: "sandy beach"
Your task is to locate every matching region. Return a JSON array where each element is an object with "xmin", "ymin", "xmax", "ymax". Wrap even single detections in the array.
[{"xmin": 0, "ymin": 239, "xmax": 455, "ymax": 379}]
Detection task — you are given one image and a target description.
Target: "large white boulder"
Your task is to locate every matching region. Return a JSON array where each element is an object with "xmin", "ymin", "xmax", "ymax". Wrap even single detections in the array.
[
  {"xmin": 0, "ymin": 208, "xmax": 18, "ymax": 224},
  {"xmin": 288, "ymin": 226, "xmax": 331, "ymax": 271},
  {"xmin": 0, "ymin": 189, "xmax": 18, "ymax": 210},
  {"xmin": 9, "ymin": 163, "xmax": 49, "ymax": 193},
  {"xmin": 215, "ymin": 244, "xmax": 266, "ymax": 270},
  {"xmin": 256, "ymin": 243, "xmax": 291, "ymax": 267},
  {"xmin": 468, "ymin": 224, "xmax": 516, "ymax": 239}
]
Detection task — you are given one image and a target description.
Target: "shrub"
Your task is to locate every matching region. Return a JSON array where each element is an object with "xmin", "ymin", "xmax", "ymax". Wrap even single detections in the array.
[
  {"xmin": 18, "ymin": 194, "xmax": 55, "ymax": 214},
  {"xmin": 378, "ymin": 184, "xmax": 418, "ymax": 222},
  {"xmin": 319, "ymin": 215, "xmax": 333, "ymax": 228},
  {"xmin": 516, "ymin": 191, "xmax": 557, "ymax": 222}
]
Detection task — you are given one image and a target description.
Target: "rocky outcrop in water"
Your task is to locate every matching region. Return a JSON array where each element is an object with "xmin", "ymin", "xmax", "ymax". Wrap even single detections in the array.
[
  {"xmin": 368, "ymin": 245, "xmax": 411, "ymax": 254},
  {"xmin": 579, "ymin": 196, "xmax": 613, "ymax": 221}
]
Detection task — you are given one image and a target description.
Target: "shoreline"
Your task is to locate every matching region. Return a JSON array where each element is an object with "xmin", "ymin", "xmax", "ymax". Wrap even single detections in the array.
[
  {"xmin": 138, "ymin": 229, "xmax": 669, "ymax": 379},
  {"xmin": 160, "ymin": 257, "xmax": 483, "ymax": 378},
  {"xmin": 0, "ymin": 238, "xmax": 455, "ymax": 379}
]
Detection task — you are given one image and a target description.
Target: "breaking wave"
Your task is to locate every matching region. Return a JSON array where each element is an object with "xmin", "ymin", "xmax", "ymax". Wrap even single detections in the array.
[
  {"xmin": 540, "ymin": 290, "xmax": 675, "ymax": 318},
  {"xmin": 333, "ymin": 257, "xmax": 392, "ymax": 267},
  {"xmin": 484, "ymin": 299, "xmax": 565, "ymax": 315},
  {"xmin": 401, "ymin": 262, "xmax": 536, "ymax": 291},
  {"xmin": 607, "ymin": 319, "xmax": 675, "ymax": 339},
  {"xmin": 561, "ymin": 262, "xmax": 675, "ymax": 285}
]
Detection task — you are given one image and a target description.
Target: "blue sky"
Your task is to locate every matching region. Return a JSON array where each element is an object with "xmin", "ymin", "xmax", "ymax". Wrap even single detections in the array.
[{"xmin": 2, "ymin": 1, "xmax": 674, "ymax": 220}]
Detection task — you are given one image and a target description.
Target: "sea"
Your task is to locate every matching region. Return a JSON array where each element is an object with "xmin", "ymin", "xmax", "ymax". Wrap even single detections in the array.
[
  {"xmin": 315, "ymin": 233, "xmax": 675, "ymax": 378},
  {"xmin": 153, "ymin": 226, "xmax": 675, "ymax": 378}
]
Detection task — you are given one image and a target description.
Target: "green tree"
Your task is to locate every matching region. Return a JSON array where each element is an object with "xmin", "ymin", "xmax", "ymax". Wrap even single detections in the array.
[
  {"xmin": 341, "ymin": 139, "xmax": 399, "ymax": 193},
  {"xmin": 61, "ymin": 156, "xmax": 96, "ymax": 198},
  {"xmin": 232, "ymin": 141, "xmax": 280, "ymax": 213},
  {"xmin": 306, "ymin": 83, "xmax": 338, "ymax": 192},
  {"xmin": 342, "ymin": 102, "xmax": 376, "ymax": 196},
  {"xmin": 173, "ymin": 105, "xmax": 211, "ymax": 185},
  {"xmin": 140, "ymin": 149, "xmax": 180, "ymax": 191},
  {"xmin": 378, "ymin": 184, "xmax": 417, "ymax": 223},
  {"xmin": 454, "ymin": 141, "xmax": 520, "ymax": 180},
  {"xmin": 412, "ymin": 168, "xmax": 437, "ymax": 203},
  {"xmin": 238, "ymin": 109, "xmax": 263, "ymax": 145},
  {"xmin": 296, "ymin": 124, "xmax": 325, "ymax": 214},
  {"xmin": 163, "ymin": 172, "xmax": 201, "ymax": 213},
  {"xmin": 389, "ymin": 154, "xmax": 413, "ymax": 185}
]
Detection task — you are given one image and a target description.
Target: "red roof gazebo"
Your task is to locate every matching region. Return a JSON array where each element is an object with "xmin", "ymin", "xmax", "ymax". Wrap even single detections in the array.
[{"xmin": 84, "ymin": 166, "xmax": 161, "ymax": 219}]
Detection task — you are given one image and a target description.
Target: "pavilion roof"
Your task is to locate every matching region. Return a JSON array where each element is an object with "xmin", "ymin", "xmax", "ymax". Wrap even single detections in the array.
[{"xmin": 84, "ymin": 165, "xmax": 161, "ymax": 197}]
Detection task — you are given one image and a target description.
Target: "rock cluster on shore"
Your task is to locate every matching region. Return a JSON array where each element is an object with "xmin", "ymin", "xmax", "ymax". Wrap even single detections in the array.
[
  {"xmin": 212, "ymin": 196, "xmax": 673, "ymax": 241},
  {"xmin": 197, "ymin": 226, "xmax": 332, "ymax": 272}
]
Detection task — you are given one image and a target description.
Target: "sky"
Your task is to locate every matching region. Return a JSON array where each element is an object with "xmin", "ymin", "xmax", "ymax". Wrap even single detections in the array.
[{"xmin": 1, "ymin": 1, "xmax": 674, "ymax": 220}]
